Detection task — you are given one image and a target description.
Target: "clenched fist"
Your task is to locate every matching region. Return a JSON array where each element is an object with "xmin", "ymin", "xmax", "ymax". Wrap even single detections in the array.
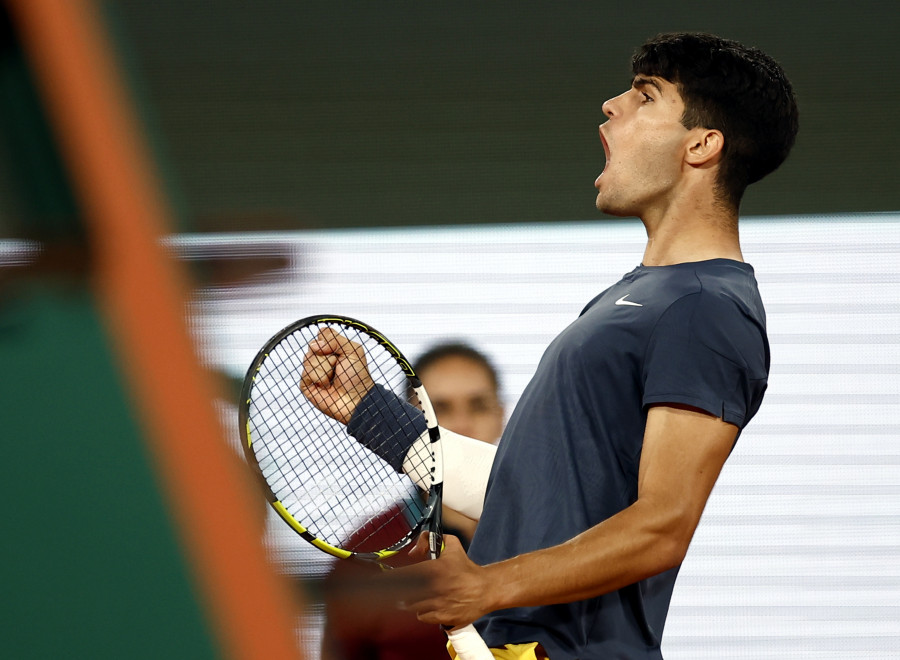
[{"xmin": 300, "ymin": 328, "xmax": 375, "ymax": 424}]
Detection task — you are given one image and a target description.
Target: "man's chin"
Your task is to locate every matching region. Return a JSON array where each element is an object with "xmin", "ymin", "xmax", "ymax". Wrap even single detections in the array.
[{"xmin": 596, "ymin": 195, "xmax": 627, "ymax": 217}]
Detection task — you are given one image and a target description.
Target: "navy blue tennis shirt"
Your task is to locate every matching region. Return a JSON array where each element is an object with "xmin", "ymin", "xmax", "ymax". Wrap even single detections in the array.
[
  {"xmin": 346, "ymin": 259, "xmax": 769, "ymax": 658},
  {"xmin": 467, "ymin": 259, "xmax": 769, "ymax": 659}
]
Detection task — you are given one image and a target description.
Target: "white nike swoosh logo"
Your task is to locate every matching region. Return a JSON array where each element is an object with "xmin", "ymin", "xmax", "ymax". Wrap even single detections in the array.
[{"xmin": 615, "ymin": 294, "xmax": 643, "ymax": 307}]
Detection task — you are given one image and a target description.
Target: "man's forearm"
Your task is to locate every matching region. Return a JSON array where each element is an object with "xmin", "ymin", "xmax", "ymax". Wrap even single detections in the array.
[{"xmin": 482, "ymin": 498, "xmax": 689, "ymax": 612}]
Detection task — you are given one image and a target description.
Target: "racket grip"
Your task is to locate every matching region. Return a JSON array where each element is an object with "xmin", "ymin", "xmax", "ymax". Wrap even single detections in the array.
[{"xmin": 447, "ymin": 623, "xmax": 493, "ymax": 660}]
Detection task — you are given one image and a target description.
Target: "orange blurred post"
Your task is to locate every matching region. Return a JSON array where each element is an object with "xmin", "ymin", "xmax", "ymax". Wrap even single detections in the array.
[{"xmin": 6, "ymin": 1, "xmax": 303, "ymax": 658}]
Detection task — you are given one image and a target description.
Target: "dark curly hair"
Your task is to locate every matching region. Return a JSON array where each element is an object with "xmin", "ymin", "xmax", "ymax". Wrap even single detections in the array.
[{"xmin": 633, "ymin": 33, "xmax": 799, "ymax": 209}]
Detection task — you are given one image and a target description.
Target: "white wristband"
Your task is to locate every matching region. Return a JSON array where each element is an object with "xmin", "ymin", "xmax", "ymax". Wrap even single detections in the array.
[{"xmin": 401, "ymin": 427, "xmax": 495, "ymax": 521}]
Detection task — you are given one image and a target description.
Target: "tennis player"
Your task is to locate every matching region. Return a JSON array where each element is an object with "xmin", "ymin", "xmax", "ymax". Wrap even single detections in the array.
[{"xmin": 303, "ymin": 32, "xmax": 799, "ymax": 659}]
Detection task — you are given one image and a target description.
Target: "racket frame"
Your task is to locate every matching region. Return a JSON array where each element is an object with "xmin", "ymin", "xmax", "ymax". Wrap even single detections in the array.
[{"xmin": 239, "ymin": 314, "xmax": 444, "ymax": 564}]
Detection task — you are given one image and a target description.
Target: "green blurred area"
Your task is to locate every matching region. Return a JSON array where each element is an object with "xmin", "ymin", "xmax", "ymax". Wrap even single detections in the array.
[
  {"xmin": 70, "ymin": 0, "xmax": 900, "ymax": 233},
  {"xmin": 0, "ymin": 283, "xmax": 219, "ymax": 659}
]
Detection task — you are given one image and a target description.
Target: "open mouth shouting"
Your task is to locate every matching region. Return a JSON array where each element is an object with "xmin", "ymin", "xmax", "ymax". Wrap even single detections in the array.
[{"xmin": 595, "ymin": 126, "xmax": 610, "ymax": 189}]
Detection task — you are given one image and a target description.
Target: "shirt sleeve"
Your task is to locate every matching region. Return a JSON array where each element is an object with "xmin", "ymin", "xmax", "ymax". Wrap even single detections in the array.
[{"xmin": 642, "ymin": 290, "xmax": 769, "ymax": 429}]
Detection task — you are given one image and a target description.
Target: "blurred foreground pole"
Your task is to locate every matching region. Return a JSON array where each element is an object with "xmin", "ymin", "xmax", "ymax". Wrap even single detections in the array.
[{"xmin": 5, "ymin": 0, "xmax": 303, "ymax": 658}]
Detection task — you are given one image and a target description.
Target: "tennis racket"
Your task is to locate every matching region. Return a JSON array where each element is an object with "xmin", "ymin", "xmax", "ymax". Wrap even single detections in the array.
[{"xmin": 239, "ymin": 314, "xmax": 492, "ymax": 660}]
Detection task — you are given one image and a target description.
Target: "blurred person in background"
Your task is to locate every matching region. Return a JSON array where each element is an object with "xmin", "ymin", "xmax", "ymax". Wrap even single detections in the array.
[{"xmin": 415, "ymin": 342, "xmax": 504, "ymax": 544}]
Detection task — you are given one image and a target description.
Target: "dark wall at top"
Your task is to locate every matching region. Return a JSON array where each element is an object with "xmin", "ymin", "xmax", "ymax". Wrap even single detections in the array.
[{"xmin": 102, "ymin": 1, "xmax": 900, "ymax": 230}]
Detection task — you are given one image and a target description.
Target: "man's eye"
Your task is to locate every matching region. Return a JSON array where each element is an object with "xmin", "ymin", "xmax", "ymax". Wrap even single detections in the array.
[
  {"xmin": 468, "ymin": 398, "xmax": 499, "ymax": 415},
  {"xmin": 641, "ymin": 92, "xmax": 653, "ymax": 103},
  {"xmin": 433, "ymin": 403, "xmax": 451, "ymax": 416}
]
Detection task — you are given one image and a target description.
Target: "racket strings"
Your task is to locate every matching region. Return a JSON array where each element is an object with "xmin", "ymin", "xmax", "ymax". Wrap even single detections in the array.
[{"xmin": 246, "ymin": 321, "xmax": 435, "ymax": 555}]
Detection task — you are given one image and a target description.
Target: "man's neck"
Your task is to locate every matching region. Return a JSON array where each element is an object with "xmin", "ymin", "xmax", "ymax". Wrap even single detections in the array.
[{"xmin": 639, "ymin": 205, "xmax": 743, "ymax": 267}]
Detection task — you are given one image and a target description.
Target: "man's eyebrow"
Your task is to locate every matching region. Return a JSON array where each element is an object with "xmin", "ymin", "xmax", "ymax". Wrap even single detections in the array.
[{"xmin": 632, "ymin": 76, "xmax": 664, "ymax": 95}]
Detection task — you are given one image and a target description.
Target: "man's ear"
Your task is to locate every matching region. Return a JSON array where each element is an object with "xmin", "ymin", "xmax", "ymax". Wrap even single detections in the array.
[{"xmin": 685, "ymin": 128, "xmax": 724, "ymax": 167}]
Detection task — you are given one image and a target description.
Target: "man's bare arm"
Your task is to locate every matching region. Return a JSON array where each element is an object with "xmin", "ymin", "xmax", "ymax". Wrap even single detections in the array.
[{"xmin": 403, "ymin": 404, "xmax": 737, "ymax": 627}]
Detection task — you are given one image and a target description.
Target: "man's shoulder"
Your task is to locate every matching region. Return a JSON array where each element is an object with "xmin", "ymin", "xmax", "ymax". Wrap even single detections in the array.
[
  {"xmin": 692, "ymin": 260, "xmax": 765, "ymax": 316},
  {"xmin": 647, "ymin": 259, "xmax": 762, "ymax": 315}
]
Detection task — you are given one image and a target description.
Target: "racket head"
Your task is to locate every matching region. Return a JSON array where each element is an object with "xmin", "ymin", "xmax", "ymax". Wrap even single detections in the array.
[{"xmin": 239, "ymin": 314, "xmax": 443, "ymax": 563}]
